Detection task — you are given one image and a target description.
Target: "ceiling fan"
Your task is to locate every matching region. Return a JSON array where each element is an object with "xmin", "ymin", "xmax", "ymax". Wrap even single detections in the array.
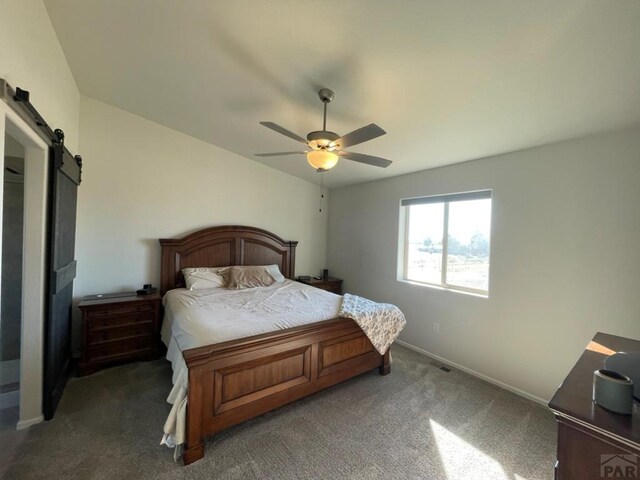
[{"xmin": 255, "ymin": 88, "xmax": 392, "ymax": 172}]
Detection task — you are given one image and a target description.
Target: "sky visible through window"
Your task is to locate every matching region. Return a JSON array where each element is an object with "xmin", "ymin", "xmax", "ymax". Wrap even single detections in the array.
[{"xmin": 408, "ymin": 200, "xmax": 491, "ymax": 246}]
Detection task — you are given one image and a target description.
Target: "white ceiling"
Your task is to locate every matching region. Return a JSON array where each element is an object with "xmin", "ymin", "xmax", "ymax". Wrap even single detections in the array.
[{"xmin": 43, "ymin": 0, "xmax": 640, "ymax": 189}]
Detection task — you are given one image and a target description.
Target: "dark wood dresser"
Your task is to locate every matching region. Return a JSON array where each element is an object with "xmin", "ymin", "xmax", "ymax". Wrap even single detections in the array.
[
  {"xmin": 78, "ymin": 292, "xmax": 162, "ymax": 376},
  {"xmin": 549, "ymin": 332, "xmax": 640, "ymax": 480},
  {"xmin": 297, "ymin": 276, "xmax": 343, "ymax": 294}
]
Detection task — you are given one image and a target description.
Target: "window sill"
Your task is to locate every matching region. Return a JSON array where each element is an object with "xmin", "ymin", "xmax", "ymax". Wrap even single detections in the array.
[{"xmin": 397, "ymin": 279, "xmax": 489, "ymax": 298}]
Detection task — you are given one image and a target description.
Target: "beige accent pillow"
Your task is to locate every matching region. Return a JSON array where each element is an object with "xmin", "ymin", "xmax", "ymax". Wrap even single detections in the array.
[
  {"xmin": 226, "ymin": 265, "xmax": 285, "ymax": 290},
  {"xmin": 182, "ymin": 267, "xmax": 229, "ymax": 290}
]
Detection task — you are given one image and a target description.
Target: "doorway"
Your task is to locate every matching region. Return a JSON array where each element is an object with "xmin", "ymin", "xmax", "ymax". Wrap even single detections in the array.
[
  {"xmin": 0, "ymin": 133, "xmax": 24, "ymax": 430},
  {"xmin": 0, "ymin": 101, "xmax": 49, "ymax": 429}
]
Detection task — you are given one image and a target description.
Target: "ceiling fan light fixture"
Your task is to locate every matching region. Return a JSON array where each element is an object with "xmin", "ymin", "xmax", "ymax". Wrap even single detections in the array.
[{"xmin": 307, "ymin": 150, "xmax": 338, "ymax": 171}]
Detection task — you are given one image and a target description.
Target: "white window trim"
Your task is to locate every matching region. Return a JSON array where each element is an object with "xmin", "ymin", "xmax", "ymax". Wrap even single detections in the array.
[
  {"xmin": 397, "ymin": 278, "xmax": 489, "ymax": 298},
  {"xmin": 441, "ymin": 202, "xmax": 449, "ymax": 285}
]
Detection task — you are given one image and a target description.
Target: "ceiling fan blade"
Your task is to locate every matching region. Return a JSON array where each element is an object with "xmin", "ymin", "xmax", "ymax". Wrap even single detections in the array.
[
  {"xmin": 333, "ymin": 124, "xmax": 386, "ymax": 149},
  {"xmin": 254, "ymin": 151, "xmax": 307, "ymax": 157},
  {"xmin": 339, "ymin": 151, "xmax": 392, "ymax": 168},
  {"xmin": 259, "ymin": 122, "xmax": 308, "ymax": 144}
]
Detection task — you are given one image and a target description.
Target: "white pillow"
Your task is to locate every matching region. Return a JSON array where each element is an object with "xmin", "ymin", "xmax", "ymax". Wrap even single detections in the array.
[
  {"xmin": 265, "ymin": 264, "xmax": 286, "ymax": 283},
  {"xmin": 182, "ymin": 267, "xmax": 229, "ymax": 290}
]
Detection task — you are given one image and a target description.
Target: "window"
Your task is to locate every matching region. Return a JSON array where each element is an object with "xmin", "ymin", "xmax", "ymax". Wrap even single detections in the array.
[{"xmin": 400, "ymin": 190, "xmax": 492, "ymax": 295}]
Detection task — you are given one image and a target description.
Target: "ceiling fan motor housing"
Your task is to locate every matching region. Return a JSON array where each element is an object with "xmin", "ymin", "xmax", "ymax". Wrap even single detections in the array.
[
  {"xmin": 307, "ymin": 130, "xmax": 340, "ymax": 149},
  {"xmin": 318, "ymin": 88, "xmax": 335, "ymax": 104}
]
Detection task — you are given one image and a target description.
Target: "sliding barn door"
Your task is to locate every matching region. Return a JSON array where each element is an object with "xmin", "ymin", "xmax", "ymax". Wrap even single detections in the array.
[{"xmin": 43, "ymin": 140, "xmax": 81, "ymax": 420}]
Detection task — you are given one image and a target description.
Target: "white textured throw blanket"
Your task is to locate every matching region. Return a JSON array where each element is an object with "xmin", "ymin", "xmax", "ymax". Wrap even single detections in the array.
[{"xmin": 338, "ymin": 293, "xmax": 406, "ymax": 354}]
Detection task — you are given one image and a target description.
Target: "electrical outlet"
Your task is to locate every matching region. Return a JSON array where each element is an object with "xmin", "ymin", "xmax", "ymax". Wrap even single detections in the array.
[{"xmin": 433, "ymin": 322, "xmax": 440, "ymax": 333}]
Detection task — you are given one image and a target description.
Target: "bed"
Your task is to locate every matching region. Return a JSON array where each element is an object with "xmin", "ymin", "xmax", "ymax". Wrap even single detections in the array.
[{"xmin": 159, "ymin": 225, "xmax": 391, "ymax": 465}]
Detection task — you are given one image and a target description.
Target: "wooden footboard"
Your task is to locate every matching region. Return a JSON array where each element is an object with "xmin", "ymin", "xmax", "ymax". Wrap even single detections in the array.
[{"xmin": 182, "ymin": 317, "xmax": 390, "ymax": 465}]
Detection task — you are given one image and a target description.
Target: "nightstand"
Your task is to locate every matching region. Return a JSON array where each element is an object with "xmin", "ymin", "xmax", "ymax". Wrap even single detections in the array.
[
  {"xmin": 297, "ymin": 276, "xmax": 343, "ymax": 294},
  {"xmin": 78, "ymin": 292, "xmax": 162, "ymax": 376}
]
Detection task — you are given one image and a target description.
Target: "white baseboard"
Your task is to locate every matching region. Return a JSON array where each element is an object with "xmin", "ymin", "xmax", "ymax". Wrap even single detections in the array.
[
  {"xmin": 17, "ymin": 415, "xmax": 43, "ymax": 430},
  {"xmin": 394, "ymin": 339, "xmax": 548, "ymax": 406},
  {"xmin": 0, "ymin": 390, "xmax": 19, "ymax": 409}
]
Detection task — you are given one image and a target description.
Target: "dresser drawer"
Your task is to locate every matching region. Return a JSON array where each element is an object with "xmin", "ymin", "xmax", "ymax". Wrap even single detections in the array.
[
  {"xmin": 88, "ymin": 309, "xmax": 155, "ymax": 330},
  {"xmin": 87, "ymin": 322, "xmax": 153, "ymax": 346},
  {"xmin": 86, "ymin": 336, "xmax": 154, "ymax": 363}
]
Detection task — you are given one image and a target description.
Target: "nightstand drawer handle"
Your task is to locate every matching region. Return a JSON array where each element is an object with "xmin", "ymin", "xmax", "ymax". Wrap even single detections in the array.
[
  {"xmin": 89, "ymin": 311, "xmax": 154, "ymax": 330},
  {"xmin": 88, "ymin": 323, "xmax": 153, "ymax": 346}
]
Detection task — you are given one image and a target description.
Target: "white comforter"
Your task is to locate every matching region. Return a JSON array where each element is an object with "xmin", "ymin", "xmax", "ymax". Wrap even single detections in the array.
[{"xmin": 160, "ymin": 280, "xmax": 342, "ymax": 450}]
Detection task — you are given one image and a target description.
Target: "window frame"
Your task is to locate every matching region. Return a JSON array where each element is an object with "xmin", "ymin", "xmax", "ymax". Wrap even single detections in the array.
[{"xmin": 400, "ymin": 190, "xmax": 492, "ymax": 296}]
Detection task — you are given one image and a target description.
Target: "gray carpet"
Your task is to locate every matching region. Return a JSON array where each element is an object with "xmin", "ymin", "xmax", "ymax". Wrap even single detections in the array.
[
  {"xmin": 0, "ymin": 405, "xmax": 19, "ymax": 432},
  {"xmin": 0, "ymin": 345, "xmax": 556, "ymax": 479}
]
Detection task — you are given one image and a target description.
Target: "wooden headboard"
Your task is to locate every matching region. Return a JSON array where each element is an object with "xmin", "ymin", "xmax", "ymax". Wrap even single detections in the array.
[{"xmin": 159, "ymin": 225, "xmax": 298, "ymax": 294}]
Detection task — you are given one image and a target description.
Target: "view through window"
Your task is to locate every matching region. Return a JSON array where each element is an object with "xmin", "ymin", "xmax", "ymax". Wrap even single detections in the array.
[{"xmin": 402, "ymin": 191, "xmax": 492, "ymax": 294}]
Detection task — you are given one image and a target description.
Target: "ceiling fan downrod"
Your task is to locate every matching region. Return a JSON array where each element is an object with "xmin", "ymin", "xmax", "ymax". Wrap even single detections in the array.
[{"xmin": 318, "ymin": 88, "xmax": 334, "ymax": 132}]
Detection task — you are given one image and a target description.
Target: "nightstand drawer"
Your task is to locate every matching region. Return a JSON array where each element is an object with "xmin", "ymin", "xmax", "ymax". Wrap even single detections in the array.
[
  {"xmin": 87, "ymin": 303, "xmax": 154, "ymax": 317},
  {"xmin": 88, "ymin": 309, "xmax": 155, "ymax": 330},
  {"xmin": 86, "ymin": 335, "xmax": 154, "ymax": 363},
  {"xmin": 297, "ymin": 276, "xmax": 343, "ymax": 295},
  {"xmin": 314, "ymin": 284, "xmax": 342, "ymax": 294},
  {"xmin": 87, "ymin": 322, "xmax": 153, "ymax": 345}
]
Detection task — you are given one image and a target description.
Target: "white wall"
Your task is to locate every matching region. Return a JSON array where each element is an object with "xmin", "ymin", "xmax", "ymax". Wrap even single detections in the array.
[
  {"xmin": 0, "ymin": 0, "xmax": 328, "ymax": 370},
  {"xmin": 328, "ymin": 126, "xmax": 640, "ymax": 402},
  {"xmin": 0, "ymin": 0, "xmax": 80, "ymax": 151},
  {"xmin": 76, "ymin": 96, "xmax": 328, "ymax": 298}
]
